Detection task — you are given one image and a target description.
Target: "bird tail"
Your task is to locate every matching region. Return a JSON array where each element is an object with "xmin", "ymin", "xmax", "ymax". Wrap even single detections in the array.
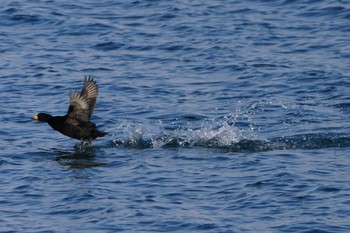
[{"xmin": 95, "ymin": 130, "xmax": 107, "ymax": 138}]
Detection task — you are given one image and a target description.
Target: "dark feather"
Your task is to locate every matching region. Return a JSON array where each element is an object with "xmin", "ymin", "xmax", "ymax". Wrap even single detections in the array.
[
  {"xmin": 81, "ymin": 76, "xmax": 98, "ymax": 119},
  {"xmin": 34, "ymin": 77, "xmax": 106, "ymax": 142},
  {"xmin": 65, "ymin": 77, "xmax": 98, "ymax": 125}
]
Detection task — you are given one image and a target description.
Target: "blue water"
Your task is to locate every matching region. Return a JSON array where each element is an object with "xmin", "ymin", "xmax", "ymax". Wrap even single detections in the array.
[{"xmin": 1, "ymin": 0, "xmax": 350, "ymax": 232}]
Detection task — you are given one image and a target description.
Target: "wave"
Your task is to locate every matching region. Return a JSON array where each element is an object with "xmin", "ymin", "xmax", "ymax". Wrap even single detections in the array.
[{"xmin": 108, "ymin": 121, "xmax": 350, "ymax": 152}]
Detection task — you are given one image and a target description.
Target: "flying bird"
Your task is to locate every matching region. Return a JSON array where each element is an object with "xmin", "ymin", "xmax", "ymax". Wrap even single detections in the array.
[{"xmin": 33, "ymin": 77, "xmax": 107, "ymax": 143}]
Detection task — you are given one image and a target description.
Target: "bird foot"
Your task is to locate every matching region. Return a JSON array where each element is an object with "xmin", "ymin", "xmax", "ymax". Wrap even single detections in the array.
[
  {"xmin": 74, "ymin": 140, "xmax": 93, "ymax": 151},
  {"xmin": 82, "ymin": 140, "xmax": 92, "ymax": 147}
]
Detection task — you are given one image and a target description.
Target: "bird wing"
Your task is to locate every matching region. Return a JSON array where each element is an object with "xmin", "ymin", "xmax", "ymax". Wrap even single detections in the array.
[
  {"xmin": 66, "ymin": 92, "xmax": 90, "ymax": 125},
  {"xmin": 80, "ymin": 76, "xmax": 98, "ymax": 119},
  {"xmin": 65, "ymin": 77, "xmax": 98, "ymax": 125}
]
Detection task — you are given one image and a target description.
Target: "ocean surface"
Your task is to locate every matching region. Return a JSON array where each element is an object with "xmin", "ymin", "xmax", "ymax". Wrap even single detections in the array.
[{"xmin": 1, "ymin": 0, "xmax": 350, "ymax": 232}]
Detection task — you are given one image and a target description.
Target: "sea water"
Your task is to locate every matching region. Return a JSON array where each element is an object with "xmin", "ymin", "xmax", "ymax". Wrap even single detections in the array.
[{"xmin": 1, "ymin": 1, "xmax": 350, "ymax": 232}]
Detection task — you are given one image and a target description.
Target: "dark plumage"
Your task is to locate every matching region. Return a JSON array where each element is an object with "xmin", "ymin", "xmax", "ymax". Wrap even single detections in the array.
[{"xmin": 33, "ymin": 77, "xmax": 107, "ymax": 143}]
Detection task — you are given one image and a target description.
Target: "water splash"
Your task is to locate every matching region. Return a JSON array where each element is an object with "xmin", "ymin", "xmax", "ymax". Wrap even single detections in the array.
[
  {"xmin": 107, "ymin": 95, "xmax": 348, "ymax": 152},
  {"xmin": 108, "ymin": 117, "xmax": 350, "ymax": 152},
  {"xmin": 110, "ymin": 117, "xmax": 263, "ymax": 149}
]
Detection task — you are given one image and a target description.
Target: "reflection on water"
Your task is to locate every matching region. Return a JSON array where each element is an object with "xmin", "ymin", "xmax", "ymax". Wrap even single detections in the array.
[
  {"xmin": 53, "ymin": 146, "xmax": 107, "ymax": 169},
  {"xmin": 1, "ymin": 0, "xmax": 350, "ymax": 232}
]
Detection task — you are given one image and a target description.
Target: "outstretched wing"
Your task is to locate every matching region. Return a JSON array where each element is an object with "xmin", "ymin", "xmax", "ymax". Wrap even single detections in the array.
[
  {"xmin": 80, "ymin": 76, "xmax": 98, "ymax": 119},
  {"xmin": 65, "ymin": 77, "xmax": 98, "ymax": 125}
]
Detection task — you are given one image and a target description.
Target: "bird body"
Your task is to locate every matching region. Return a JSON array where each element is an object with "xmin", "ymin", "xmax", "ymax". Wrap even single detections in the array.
[{"xmin": 33, "ymin": 77, "xmax": 106, "ymax": 143}]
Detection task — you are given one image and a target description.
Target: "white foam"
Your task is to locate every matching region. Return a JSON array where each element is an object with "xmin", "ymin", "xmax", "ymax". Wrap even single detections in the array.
[{"xmin": 109, "ymin": 118, "xmax": 254, "ymax": 149}]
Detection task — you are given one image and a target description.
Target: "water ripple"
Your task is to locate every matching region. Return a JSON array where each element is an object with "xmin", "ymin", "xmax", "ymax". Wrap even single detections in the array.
[{"xmin": 1, "ymin": 0, "xmax": 350, "ymax": 232}]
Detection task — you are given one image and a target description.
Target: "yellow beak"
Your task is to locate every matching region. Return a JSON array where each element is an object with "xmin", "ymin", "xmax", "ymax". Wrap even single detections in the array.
[{"xmin": 33, "ymin": 115, "xmax": 38, "ymax": 120}]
